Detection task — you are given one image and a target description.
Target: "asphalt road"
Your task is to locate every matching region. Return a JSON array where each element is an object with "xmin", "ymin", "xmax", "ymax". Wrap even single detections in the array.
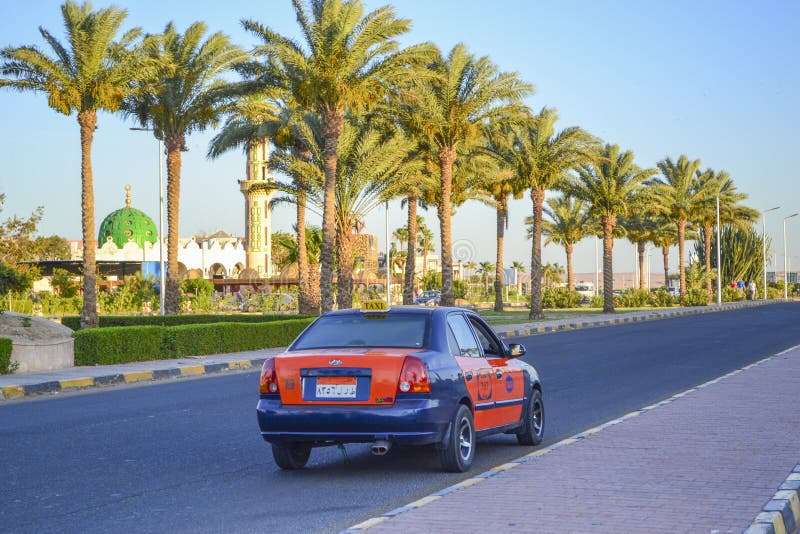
[{"xmin": 2, "ymin": 302, "xmax": 799, "ymax": 533}]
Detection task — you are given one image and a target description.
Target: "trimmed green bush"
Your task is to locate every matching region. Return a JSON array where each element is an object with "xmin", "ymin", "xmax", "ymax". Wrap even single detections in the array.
[
  {"xmin": 167, "ymin": 319, "xmax": 313, "ymax": 358},
  {"xmin": 681, "ymin": 288, "xmax": 708, "ymax": 307},
  {"xmin": 73, "ymin": 326, "xmax": 166, "ymax": 366},
  {"xmin": 73, "ymin": 318, "xmax": 315, "ymax": 366},
  {"xmin": 0, "ymin": 337, "xmax": 16, "ymax": 374},
  {"xmin": 619, "ymin": 288, "xmax": 650, "ymax": 307},
  {"xmin": 62, "ymin": 313, "xmax": 310, "ymax": 331}
]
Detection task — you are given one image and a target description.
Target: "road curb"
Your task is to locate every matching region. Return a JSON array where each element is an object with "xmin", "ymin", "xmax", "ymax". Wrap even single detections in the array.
[
  {"xmin": 745, "ymin": 466, "xmax": 800, "ymax": 534},
  {"xmin": 0, "ymin": 358, "xmax": 267, "ymax": 400},
  {"xmin": 498, "ymin": 299, "xmax": 773, "ymax": 339},
  {"xmin": 341, "ymin": 346, "xmax": 787, "ymax": 533}
]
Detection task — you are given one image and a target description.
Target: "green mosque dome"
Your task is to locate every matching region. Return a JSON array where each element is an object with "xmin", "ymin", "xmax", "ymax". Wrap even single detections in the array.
[{"xmin": 98, "ymin": 185, "xmax": 158, "ymax": 249}]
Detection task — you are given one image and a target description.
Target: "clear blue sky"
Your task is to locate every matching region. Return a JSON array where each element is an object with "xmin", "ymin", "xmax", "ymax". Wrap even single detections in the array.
[{"xmin": 1, "ymin": 0, "xmax": 799, "ymax": 275}]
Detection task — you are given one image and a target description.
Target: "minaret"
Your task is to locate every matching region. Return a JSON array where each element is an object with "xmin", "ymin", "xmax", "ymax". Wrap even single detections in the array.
[{"xmin": 239, "ymin": 139, "xmax": 273, "ymax": 276}]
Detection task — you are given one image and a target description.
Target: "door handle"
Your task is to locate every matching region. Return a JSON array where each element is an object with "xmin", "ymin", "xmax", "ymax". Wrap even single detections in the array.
[
  {"xmin": 495, "ymin": 370, "xmax": 503, "ymax": 379},
  {"xmin": 465, "ymin": 371, "xmax": 473, "ymax": 381}
]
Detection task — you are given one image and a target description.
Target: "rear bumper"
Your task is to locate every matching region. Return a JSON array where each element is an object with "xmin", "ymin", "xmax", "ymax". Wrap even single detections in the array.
[{"xmin": 257, "ymin": 396, "xmax": 451, "ymax": 446}]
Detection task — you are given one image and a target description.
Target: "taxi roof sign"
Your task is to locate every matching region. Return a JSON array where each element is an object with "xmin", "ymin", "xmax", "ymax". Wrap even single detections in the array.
[{"xmin": 361, "ymin": 300, "xmax": 389, "ymax": 312}]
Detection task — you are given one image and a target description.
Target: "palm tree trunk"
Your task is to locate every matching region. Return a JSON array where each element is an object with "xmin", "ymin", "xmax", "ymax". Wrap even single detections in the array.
[
  {"xmin": 662, "ymin": 246, "xmax": 670, "ymax": 290},
  {"xmin": 529, "ymin": 188, "xmax": 545, "ymax": 320},
  {"xmin": 603, "ymin": 215, "xmax": 616, "ymax": 313},
  {"xmin": 320, "ymin": 110, "xmax": 342, "ymax": 312},
  {"xmin": 77, "ymin": 111, "xmax": 98, "ymax": 329},
  {"xmin": 164, "ymin": 134, "xmax": 184, "ymax": 315},
  {"xmin": 335, "ymin": 228, "xmax": 354, "ymax": 310},
  {"xmin": 403, "ymin": 195, "xmax": 417, "ymax": 305},
  {"xmin": 565, "ymin": 243, "xmax": 574, "ymax": 291},
  {"xmin": 494, "ymin": 201, "xmax": 506, "ymax": 312},
  {"xmin": 296, "ymin": 194, "xmax": 317, "ymax": 315},
  {"xmin": 678, "ymin": 219, "xmax": 687, "ymax": 300},
  {"xmin": 438, "ymin": 146, "xmax": 456, "ymax": 307},
  {"xmin": 637, "ymin": 241, "xmax": 646, "ymax": 289},
  {"xmin": 703, "ymin": 224, "xmax": 713, "ymax": 303}
]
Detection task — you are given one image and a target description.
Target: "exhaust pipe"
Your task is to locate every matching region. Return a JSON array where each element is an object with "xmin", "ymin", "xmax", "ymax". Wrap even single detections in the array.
[{"xmin": 370, "ymin": 440, "xmax": 391, "ymax": 456}]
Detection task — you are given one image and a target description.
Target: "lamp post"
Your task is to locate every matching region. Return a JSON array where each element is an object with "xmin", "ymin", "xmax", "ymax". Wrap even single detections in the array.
[
  {"xmin": 594, "ymin": 236, "xmax": 599, "ymax": 296},
  {"xmin": 130, "ymin": 127, "xmax": 165, "ymax": 316},
  {"xmin": 716, "ymin": 196, "xmax": 721, "ymax": 304},
  {"xmin": 761, "ymin": 206, "xmax": 780, "ymax": 300},
  {"xmin": 783, "ymin": 213, "xmax": 798, "ymax": 300},
  {"xmin": 385, "ymin": 201, "xmax": 390, "ymax": 306}
]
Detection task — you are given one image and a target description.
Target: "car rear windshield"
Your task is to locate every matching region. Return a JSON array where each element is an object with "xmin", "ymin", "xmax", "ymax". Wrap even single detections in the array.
[{"xmin": 290, "ymin": 313, "xmax": 429, "ymax": 350}]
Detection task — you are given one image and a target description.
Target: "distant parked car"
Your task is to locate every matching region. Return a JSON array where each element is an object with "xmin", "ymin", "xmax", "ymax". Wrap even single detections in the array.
[{"xmin": 414, "ymin": 290, "xmax": 441, "ymax": 305}]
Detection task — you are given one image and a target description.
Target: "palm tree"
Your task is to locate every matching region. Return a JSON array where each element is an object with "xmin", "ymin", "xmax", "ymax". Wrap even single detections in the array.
[
  {"xmin": 397, "ymin": 44, "xmax": 531, "ymax": 306},
  {"xmin": 393, "ymin": 227, "xmax": 408, "ymax": 252},
  {"xmin": 124, "ymin": 22, "xmax": 246, "ymax": 314},
  {"xmin": 618, "ymin": 210, "xmax": 655, "ymax": 290},
  {"xmin": 650, "ymin": 218, "xmax": 676, "ymax": 290},
  {"xmin": 534, "ymin": 195, "xmax": 590, "ymax": 291},
  {"xmin": 272, "ymin": 114, "xmax": 421, "ymax": 309},
  {"xmin": 477, "ymin": 261, "xmax": 494, "ymax": 294},
  {"xmin": 498, "ymin": 107, "xmax": 597, "ymax": 320},
  {"xmin": 541, "ymin": 262, "xmax": 564, "ymax": 288},
  {"xmin": 1, "ymin": 1, "xmax": 140, "ymax": 328},
  {"xmin": 570, "ymin": 144, "xmax": 656, "ymax": 313},
  {"xmin": 208, "ymin": 97, "xmax": 322, "ymax": 315},
  {"xmin": 244, "ymin": 0, "xmax": 431, "ymax": 313},
  {"xmin": 651, "ymin": 155, "xmax": 705, "ymax": 300},
  {"xmin": 417, "ymin": 222, "xmax": 435, "ymax": 278},
  {"xmin": 693, "ymin": 168, "xmax": 757, "ymax": 301}
]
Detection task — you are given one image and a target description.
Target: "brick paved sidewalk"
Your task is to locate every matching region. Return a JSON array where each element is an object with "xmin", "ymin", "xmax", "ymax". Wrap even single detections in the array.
[{"xmin": 362, "ymin": 346, "xmax": 800, "ymax": 533}]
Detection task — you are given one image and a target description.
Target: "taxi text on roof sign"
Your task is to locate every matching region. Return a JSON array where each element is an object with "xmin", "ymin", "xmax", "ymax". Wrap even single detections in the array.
[{"xmin": 361, "ymin": 300, "xmax": 389, "ymax": 312}]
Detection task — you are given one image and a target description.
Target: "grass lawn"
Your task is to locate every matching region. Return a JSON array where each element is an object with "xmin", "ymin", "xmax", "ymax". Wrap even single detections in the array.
[{"xmin": 478, "ymin": 307, "xmax": 675, "ymax": 326}]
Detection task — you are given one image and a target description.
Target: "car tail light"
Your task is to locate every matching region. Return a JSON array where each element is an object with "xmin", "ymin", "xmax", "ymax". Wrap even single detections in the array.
[
  {"xmin": 259, "ymin": 358, "xmax": 280, "ymax": 395},
  {"xmin": 397, "ymin": 356, "xmax": 430, "ymax": 394}
]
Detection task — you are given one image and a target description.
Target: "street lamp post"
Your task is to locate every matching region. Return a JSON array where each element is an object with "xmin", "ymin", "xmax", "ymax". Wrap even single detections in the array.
[
  {"xmin": 130, "ymin": 127, "xmax": 165, "ymax": 315},
  {"xmin": 716, "ymin": 196, "xmax": 721, "ymax": 304},
  {"xmin": 385, "ymin": 201, "xmax": 390, "ymax": 307},
  {"xmin": 761, "ymin": 206, "xmax": 780, "ymax": 300},
  {"xmin": 783, "ymin": 213, "xmax": 798, "ymax": 300}
]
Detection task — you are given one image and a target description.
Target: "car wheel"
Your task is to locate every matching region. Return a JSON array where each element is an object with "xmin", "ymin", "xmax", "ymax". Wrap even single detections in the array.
[
  {"xmin": 516, "ymin": 388, "xmax": 544, "ymax": 446},
  {"xmin": 439, "ymin": 404, "xmax": 475, "ymax": 472},
  {"xmin": 272, "ymin": 443, "xmax": 311, "ymax": 469}
]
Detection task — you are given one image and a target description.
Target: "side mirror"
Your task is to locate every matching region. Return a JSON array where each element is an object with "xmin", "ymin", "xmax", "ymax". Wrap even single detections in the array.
[{"xmin": 508, "ymin": 343, "xmax": 526, "ymax": 358}]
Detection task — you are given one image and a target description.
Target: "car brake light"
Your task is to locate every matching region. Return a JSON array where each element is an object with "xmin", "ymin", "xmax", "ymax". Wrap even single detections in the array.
[
  {"xmin": 259, "ymin": 358, "xmax": 280, "ymax": 395},
  {"xmin": 397, "ymin": 356, "xmax": 430, "ymax": 394}
]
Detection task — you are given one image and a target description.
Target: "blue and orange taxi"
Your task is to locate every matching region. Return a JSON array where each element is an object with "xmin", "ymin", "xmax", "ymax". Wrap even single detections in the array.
[{"xmin": 257, "ymin": 301, "xmax": 544, "ymax": 472}]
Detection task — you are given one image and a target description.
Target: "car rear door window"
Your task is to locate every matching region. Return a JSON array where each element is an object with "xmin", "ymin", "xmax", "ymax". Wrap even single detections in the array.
[{"xmin": 447, "ymin": 314, "xmax": 480, "ymax": 357}]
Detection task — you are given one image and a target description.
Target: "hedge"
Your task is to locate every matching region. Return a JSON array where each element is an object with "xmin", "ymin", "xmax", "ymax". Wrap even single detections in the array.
[
  {"xmin": 73, "ymin": 318, "xmax": 314, "ymax": 366},
  {"xmin": 0, "ymin": 337, "xmax": 14, "ymax": 374},
  {"xmin": 62, "ymin": 313, "xmax": 310, "ymax": 331}
]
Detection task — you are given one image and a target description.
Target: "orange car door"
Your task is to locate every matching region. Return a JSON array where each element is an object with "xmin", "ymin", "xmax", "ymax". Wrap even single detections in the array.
[
  {"xmin": 446, "ymin": 313, "xmax": 494, "ymax": 431},
  {"xmin": 467, "ymin": 315, "xmax": 524, "ymax": 428}
]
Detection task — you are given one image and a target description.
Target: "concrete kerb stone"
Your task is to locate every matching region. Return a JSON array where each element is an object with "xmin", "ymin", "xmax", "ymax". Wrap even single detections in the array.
[
  {"xmin": 0, "ymin": 357, "xmax": 269, "ymax": 401},
  {"xmin": 746, "ymin": 473, "xmax": 800, "ymax": 534}
]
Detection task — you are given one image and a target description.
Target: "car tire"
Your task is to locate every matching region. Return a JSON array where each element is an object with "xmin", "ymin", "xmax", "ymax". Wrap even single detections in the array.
[
  {"xmin": 516, "ymin": 388, "xmax": 544, "ymax": 446},
  {"xmin": 439, "ymin": 404, "xmax": 475, "ymax": 472},
  {"xmin": 272, "ymin": 443, "xmax": 311, "ymax": 469}
]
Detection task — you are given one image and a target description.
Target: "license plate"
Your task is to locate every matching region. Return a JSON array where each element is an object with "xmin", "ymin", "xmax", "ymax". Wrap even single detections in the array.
[{"xmin": 316, "ymin": 377, "xmax": 357, "ymax": 399}]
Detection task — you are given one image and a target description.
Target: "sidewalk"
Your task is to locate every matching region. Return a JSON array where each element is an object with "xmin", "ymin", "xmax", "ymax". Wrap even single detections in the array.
[
  {"xmin": 0, "ymin": 300, "xmax": 771, "ymax": 400},
  {"xmin": 348, "ymin": 345, "xmax": 800, "ymax": 534}
]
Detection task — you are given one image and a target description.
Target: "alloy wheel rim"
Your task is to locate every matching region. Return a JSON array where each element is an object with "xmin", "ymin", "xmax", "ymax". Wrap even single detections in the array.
[
  {"xmin": 458, "ymin": 419, "xmax": 472, "ymax": 460},
  {"xmin": 532, "ymin": 399, "xmax": 543, "ymax": 435}
]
